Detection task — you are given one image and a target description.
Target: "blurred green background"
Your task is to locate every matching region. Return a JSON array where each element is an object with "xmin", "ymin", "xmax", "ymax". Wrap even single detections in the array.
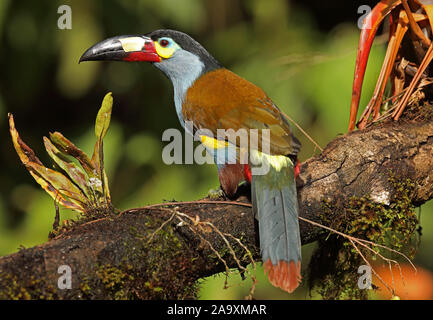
[{"xmin": 0, "ymin": 0, "xmax": 432, "ymax": 299}]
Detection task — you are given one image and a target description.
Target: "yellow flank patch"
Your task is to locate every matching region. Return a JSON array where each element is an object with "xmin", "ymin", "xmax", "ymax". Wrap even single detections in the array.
[
  {"xmin": 200, "ymin": 135, "xmax": 229, "ymax": 150},
  {"xmin": 119, "ymin": 37, "xmax": 145, "ymax": 52},
  {"xmin": 250, "ymin": 149, "xmax": 292, "ymax": 172},
  {"xmin": 155, "ymin": 41, "xmax": 175, "ymax": 59}
]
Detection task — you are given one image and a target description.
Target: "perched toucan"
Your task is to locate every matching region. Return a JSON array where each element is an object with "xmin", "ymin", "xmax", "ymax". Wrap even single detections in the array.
[{"xmin": 80, "ymin": 29, "xmax": 302, "ymax": 293}]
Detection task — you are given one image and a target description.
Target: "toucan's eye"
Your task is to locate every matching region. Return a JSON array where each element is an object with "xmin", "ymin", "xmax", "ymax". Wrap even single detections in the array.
[
  {"xmin": 155, "ymin": 38, "xmax": 178, "ymax": 59},
  {"xmin": 160, "ymin": 39, "xmax": 169, "ymax": 47}
]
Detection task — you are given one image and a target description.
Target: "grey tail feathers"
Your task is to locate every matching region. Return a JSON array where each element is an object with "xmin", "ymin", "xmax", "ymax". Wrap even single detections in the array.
[{"xmin": 251, "ymin": 158, "xmax": 302, "ymax": 292}]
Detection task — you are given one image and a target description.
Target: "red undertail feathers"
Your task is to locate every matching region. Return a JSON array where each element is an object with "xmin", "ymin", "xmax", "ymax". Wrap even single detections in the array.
[{"xmin": 264, "ymin": 259, "xmax": 302, "ymax": 293}]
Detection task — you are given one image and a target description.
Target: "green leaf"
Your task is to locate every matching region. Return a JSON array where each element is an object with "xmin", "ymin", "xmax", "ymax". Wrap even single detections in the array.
[
  {"xmin": 91, "ymin": 92, "xmax": 113, "ymax": 204},
  {"xmin": 29, "ymin": 171, "xmax": 85, "ymax": 213},
  {"xmin": 91, "ymin": 141, "xmax": 111, "ymax": 203},
  {"xmin": 43, "ymin": 136, "xmax": 92, "ymax": 200},
  {"xmin": 49, "ymin": 131, "xmax": 96, "ymax": 178},
  {"xmin": 9, "ymin": 113, "xmax": 43, "ymax": 166},
  {"xmin": 9, "ymin": 114, "xmax": 86, "ymax": 212},
  {"xmin": 9, "ymin": 92, "xmax": 115, "ymax": 214},
  {"xmin": 26, "ymin": 161, "xmax": 88, "ymax": 206},
  {"xmin": 95, "ymin": 92, "xmax": 113, "ymax": 140}
]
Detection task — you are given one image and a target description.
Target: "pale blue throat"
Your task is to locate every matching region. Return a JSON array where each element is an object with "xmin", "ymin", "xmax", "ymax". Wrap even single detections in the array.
[{"xmin": 153, "ymin": 49, "xmax": 205, "ymax": 130}]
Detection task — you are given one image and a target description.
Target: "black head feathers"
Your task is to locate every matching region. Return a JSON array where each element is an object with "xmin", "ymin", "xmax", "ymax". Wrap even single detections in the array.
[{"xmin": 146, "ymin": 29, "xmax": 222, "ymax": 72}]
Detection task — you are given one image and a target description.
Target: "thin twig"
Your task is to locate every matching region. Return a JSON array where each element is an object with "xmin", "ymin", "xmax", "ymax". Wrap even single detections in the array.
[
  {"xmin": 145, "ymin": 210, "xmax": 177, "ymax": 245},
  {"xmin": 348, "ymin": 238, "xmax": 395, "ymax": 296},
  {"xmin": 174, "ymin": 210, "xmax": 257, "ymax": 299},
  {"xmin": 284, "ymin": 113, "xmax": 323, "ymax": 153},
  {"xmin": 118, "ymin": 200, "xmax": 253, "ymax": 217},
  {"xmin": 299, "ymin": 215, "xmax": 415, "ymax": 297}
]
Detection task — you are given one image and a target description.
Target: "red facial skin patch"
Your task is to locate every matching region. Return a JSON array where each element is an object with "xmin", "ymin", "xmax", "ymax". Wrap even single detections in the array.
[{"xmin": 124, "ymin": 51, "xmax": 161, "ymax": 62}]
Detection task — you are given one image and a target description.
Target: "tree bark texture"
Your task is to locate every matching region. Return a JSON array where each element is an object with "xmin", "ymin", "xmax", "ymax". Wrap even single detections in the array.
[{"xmin": 0, "ymin": 119, "xmax": 432, "ymax": 299}]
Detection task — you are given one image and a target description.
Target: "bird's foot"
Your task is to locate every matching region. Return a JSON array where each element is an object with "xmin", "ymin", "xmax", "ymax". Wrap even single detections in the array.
[{"xmin": 207, "ymin": 187, "xmax": 225, "ymax": 200}]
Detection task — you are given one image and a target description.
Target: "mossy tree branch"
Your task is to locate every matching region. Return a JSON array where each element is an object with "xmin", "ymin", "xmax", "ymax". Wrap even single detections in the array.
[{"xmin": 1, "ymin": 119, "xmax": 433, "ymax": 299}]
